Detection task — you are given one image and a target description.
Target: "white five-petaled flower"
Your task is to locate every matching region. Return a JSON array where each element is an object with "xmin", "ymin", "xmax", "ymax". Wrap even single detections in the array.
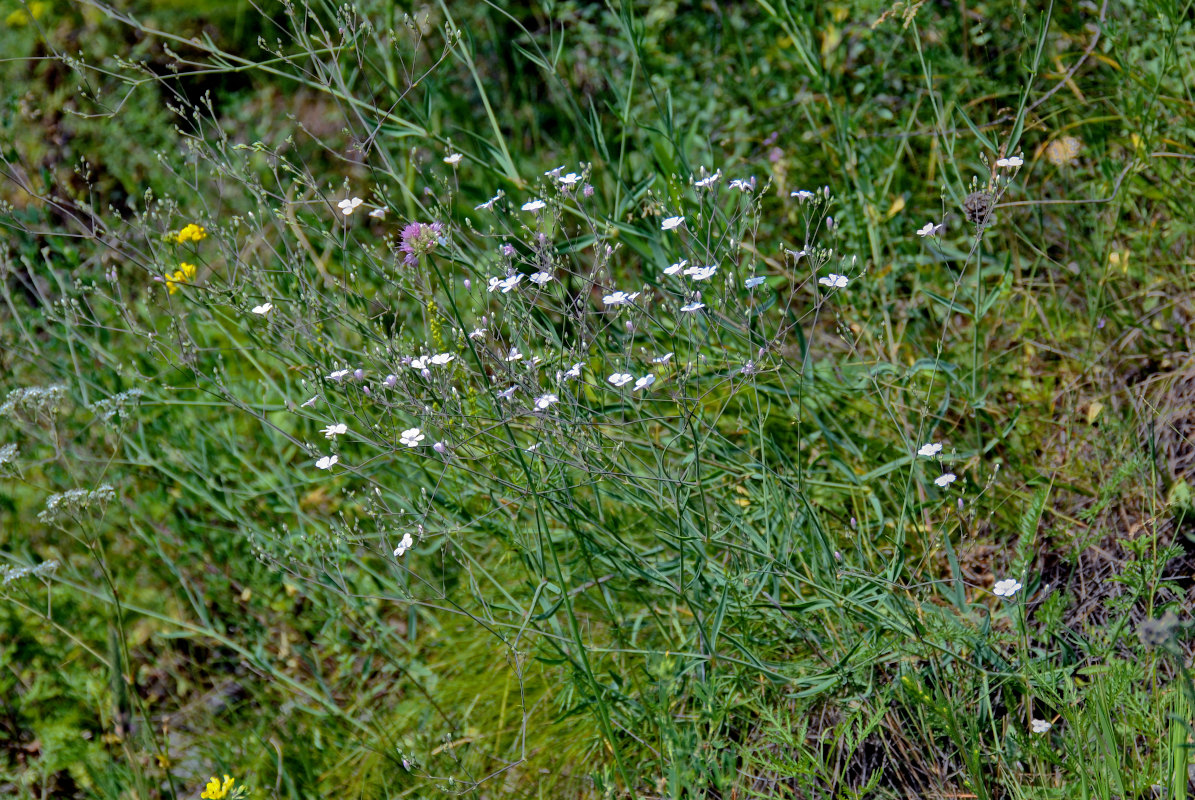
[
  {"xmin": 608, "ymin": 372, "xmax": 633, "ymax": 387},
  {"xmin": 558, "ymin": 172, "xmax": 581, "ymax": 186},
  {"xmin": 745, "ymin": 276, "xmax": 767, "ymax": 288},
  {"xmin": 469, "ymin": 327, "xmax": 487, "ymax": 340},
  {"xmin": 917, "ymin": 442, "xmax": 943, "ymax": 457},
  {"xmin": 564, "ymin": 363, "xmax": 583, "ymax": 379},
  {"xmin": 685, "ymin": 265, "xmax": 718, "ymax": 281},
  {"xmin": 819, "ymin": 274, "xmax": 849, "ymax": 289},
  {"xmin": 327, "ymin": 369, "xmax": 351, "ymax": 381},
  {"xmin": 251, "ymin": 302, "xmax": 273, "ymax": 315},
  {"xmin": 338, "ymin": 197, "xmax": 364, "ymax": 215},
  {"xmin": 652, "ymin": 353, "xmax": 674, "ymax": 364},
  {"xmin": 499, "ymin": 274, "xmax": 523, "ymax": 293},
  {"xmin": 791, "ymin": 190, "xmax": 815, "ymax": 201},
  {"xmin": 430, "ymin": 353, "xmax": 455, "ymax": 366},
  {"xmin": 444, "ymin": 153, "xmax": 463, "ymax": 165},
  {"xmin": 1030, "ymin": 719, "xmax": 1052, "ymax": 734},
  {"xmin": 315, "ymin": 454, "xmax": 339, "ymax": 470},
  {"xmin": 633, "ymin": 375, "xmax": 655, "ymax": 392},
  {"xmin": 400, "ymin": 427, "xmax": 425, "ymax": 447},
  {"xmin": 321, "ymin": 423, "xmax": 348, "ymax": 439},
  {"xmin": 917, "ymin": 221, "xmax": 944, "ymax": 237},
  {"xmin": 680, "ymin": 301, "xmax": 706, "ymax": 312},
  {"xmin": 506, "ymin": 347, "xmax": 523, "ymax": 362},
  {"xmin": 694, "ymin": 169, "xmax": 722, "ymax": 188},
  {"xmin": 603, "ymin": 291, "xmax": 639, "ymax": 306},
  {"xmin": 993, "ymin": 578, "xmax": 1022, "ymax": 598},
  {"xmin": 534, "ymin": 393, "xmax": 558, "ymax": 410},
  {"xmin": 996, "ymin": 156, "xmax": 1024, "ymax": 168},
  {"xmin": 544, "ymin": 165, "xmax": 565, "ymax": 178},
  {"xmin": 661, "ymin": 216, "xmax": 684, "ymax": 231},
  {"xmin": 368, "ymin": 207, "xmax": 386, "ymax": 219},
  {"xmin": 522, "ymin": 199, "xmax": 546, "ymax": 212},
  {"xmin": 664, "ymin": 259, "xmax": 688, "ymax": 276},
  {"xmin": 475, "ymin": 193, "xmax": 501, "ymax": 211},
  {"xmin": 529, "ymin": 271, "xmax": 553, "ymax": 286},
  {"xmin": 729, "ymin": 177, "xmax": 755, "ymax": 191},
  {"xmin": 934, "ymin": 472, "xmax": 957, "ymax": 488},
  {"xmin": 393, "ymin": 532, "xmax": 414, "ymax": 557}
]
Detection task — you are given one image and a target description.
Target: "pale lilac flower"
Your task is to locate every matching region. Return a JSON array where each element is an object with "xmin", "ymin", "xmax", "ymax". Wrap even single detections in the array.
[
  {"xmin": 321, "ymin": 423, "xmax": 348, "ymax": 439},
  {"xmin": 529, "ymin": 271, "xmax": 554, "ymax": 286},
  {"xmin": 534, "ymin": 393, "xmax": 559, "ymax": 410},
  {"xmin": 433, "ymin": 441, "xmax": 447, "ymax": 454},
  {"xmin": 393, "ymin": 532, "xmax": 414, "ymax": 557},
  {"xmin": 661, "ymin": 216, "xmax": 684, "ymax": 231},
  {"xmin": 251, "ymin": 302, "xmax": 274, "ymax": 315},
  {"xmin": 608, "ymin": 372, "xmax": 633, "ymax": 387},
  {"xmin": 745, "ymin": 276, "xmax": 767, "ymax": 288},
  {"xmin": 791, "ymin": 190, "xmax": 815, "ymax": 201},
  {"xmin": 993, "ymin": 578, "xmax": 1022, "ymax": 598},
  {"xmin": 522, "ymin": 199, "xmax": 546, "ymax": 212},
  {"xmin": 680, "ymin": 301, "xmax": 706, "ymax": 312},
  {"xmin": 1030, "ymin": 719, "xmax": 1051, "ymax": 734},
  {"xmin": 338, "ymin": 197, "xmax": 364, "ymax": 215},
  {"xmin": 469, "ymin": 327, "xmax": 487, "ymax": 340},
  {"xmin": 917, "ymin": 221, "xmax": 944, "ymax": 237},
  {"xmin": 505, "ymin": 347, "xmax": 523, "ymax": 362},
  {"xmin": 652, "ymin": 353, "xmax": 674, "ymax": 364},
  {"xmin": 564, "ymin": 363, "xmax": 583, "ymax": 379},
  {"xmin": 327, "ymin": 369, "xmax": 352, "ymax": 381},
  {"xmin": 684, "ymin": 265, "xmax": 718, "ymax": 281},
  {"xmin": 501, "ymin": 243, "xmax": 516, "ymax": 257},
  {"xmin": 819, "ymin": 274, "xmax": 849, "ymax": 289},
  {"xmin": 603, "ymin": 291, "xmax": 639, "ymax": 306},
  {"xmin": 368, "ymin": 207, "xmax": 386, "ymax": 219},
  {"xmin": 499, "ymin": 274, "xmax": 523, "ymax": 293},
  {"xmin": 400, "ymin": 428, "xmax": 426, "ymax": 447},
  {"xmin": 633, "ymin": 375, "xmax": 655, "ymax": 392},
  {"xmin": 315, "ymin": 454, "xmax": 339, "ymax": 470},
  {"xmin": 934, "ymin": 473, "xmax": 957, "ymax": 488},
  {"xmin": 443, "ymin": 153, "xmax": 463, "ymax": 165},
  {"xmin": 996, "ymin": 156, "xmax": 1023, "ymax": 168},
  {"xmin": 301, "ymin": 396, "xmax": 318, "ymax": 408},
  {"xmin": 383, "ymin": 374, "xmax": 399, "ymax": 388},
  {"xmin": 664, "ymin": 259, "xmax": 688, "ymax": 276},
  {"xmin": 497, "ymin": 386, "xmax": 517, "ymax": 400},
  {"xmin": 917, "ymin": 442, "xmax": 943, "ymax": 457}
]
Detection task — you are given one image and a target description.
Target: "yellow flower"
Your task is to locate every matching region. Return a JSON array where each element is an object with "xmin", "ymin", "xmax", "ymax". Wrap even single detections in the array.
[
  {"xmin": 201, "ymin": 774, "xmax": 235, "ymax": 799},
  {"xmin": 5, "ymin": 1, "xmax": 48, "ymax": 27},
  {"xmin": 174, "ymin": 224, "xmax": 207, "ymax": 245},
  {"xmin": 165, "ymin": 262, "xmax": 197, "ymax": 294}
]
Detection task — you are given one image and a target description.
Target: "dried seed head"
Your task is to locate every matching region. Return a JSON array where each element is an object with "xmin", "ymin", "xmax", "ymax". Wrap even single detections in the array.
[{"xmin": 963, "ymin": 191, "xmax": 994, "ymax": 226}]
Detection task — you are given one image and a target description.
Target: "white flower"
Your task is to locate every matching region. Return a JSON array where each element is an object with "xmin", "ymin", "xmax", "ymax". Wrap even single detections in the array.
[
  {"xmin": 301, "ymin": 396, "xmax": 318, "ymax": 408},
  {"xmin": 558, "ymin": 172, "xmax": 581, "ymax": 186},
  {"xmin": 543, "ymin": 165, "xmax": 565, "ymax": 178},
  {"xmin": 680, "ymin": 301, "xmax": 706, "ymax": 312},
  {"xmin": 917, "ymin": 221, "xmax": 944, "ymax": 237},
  {"xmin": 652, "ymin": 353, "xmax": 674, "ymax": 364},
  {"xmin": 661, "ymin": 216, "xmax": 684, "ymax": 231},
  {"xmin": 497, "ymin": 386, "xmax": 517, "ymax": 400},
  {"xmin": 745, "ymin": 276, "xmax": 767, "ymax": 288},
  {"xmin": 469, "ymin": 327, "xmax": 487, "ymax": 340},
  {"xmin": 729, "ymin": 178, "xmax": 755, "ymax": 191},
  {"xmin": 444, "ymin": 153, "xmax": 463, "ymax": 165},
  {"xmin": 633, "ymin": 374, "xmax": 655, "ymax": 392},
  {"xmin": 819, "ymin": 274, "xmax": 849, "ymax": 289},
  {"xmin": 368, "ymin": 207, "xmax": 386, "ymax": 219},
  {"xmin": 996, "ymin": 156, "xmax": 1024, "ymax": 168},
  {"xmin": 400, "ymin": 427, "xmax": 426, "ymax": 447},
  {"xmin": 934, "ymin": 472, "xmax": 958, "ymax": 488},
  {"xmin": 694, "ymin": 169, "xmax": 722, "ymax": 188},
  {"xmin": 487, "ymin": 276, "xmax": 503, "ymax": 292},
  {"xmin": 1030, "ymin": 719, "xmax": 1052, "ymax": 734},
  {"xmin": 321, "ymin": 423, "xmax": 348, "ymax": 439},
  {"xmin": 315, "ymin": 454, "xmax": 339, "ymax": 470},
  {"xmin": 327, "ymin": 369, "xmax": 352, "ymax": 381},
  {"xmin": 393, "ymin": 532, "xmax": 414, "ymax": 557},
  {"xmin": 603, "ymin": 290, "xmax": 639, "ymax": 306},
  {"xmin": 529, "ymin": 271, "xmax": 554, "ymax": 286},
  {"xmin": 410, "ymin": 356, "xmax": 429, "ymax": 370},
  {"xmin": 337, "ymin": 197, "xmax": 364, "ymax": 215},
  {"xmin": 505, "ymin": 347, "xmax": 523, "ymax": 362},
  {"xmin": 608, "ymin": 372, "xmax": 633, "ymax": 387},
  {"xmin": 917, "ymin": 442, "xmax": 943, "ymax": 457},
  {"xmin": 499, "ymin": 274, "xmax": 523, "ymax": 293},
  {"xmin": 664, "ymin": 259, "xmax": 688, "ymax": 276},
  {"xmin": 251, "ymin": 302, "xmax": 274, "ymax": 315},
  {"xmin": 564, "ymin": 363, "xmax": 583, "ymax": 379},
  {"xmin": 475, "ymin": 193, "xmax": 501, "ymax": 211},
  {"xmin": 534, "ymin": 393, "xmax": 558, "ymax": 410},
  {"xmin": 993, "ymin": 578, "xmax": 1022, "ymax": 598},
  {"xmin": 522, "ymin": 199, "xmax": 546, "ymax": 212},
  {"xmin": 791, "ymin": 190, "xmax": 815, "ymax": 201},
  {"xmin": 685, "ymin": 265, "xmax": 718, "ymax": 281},
  {"xmin": 430, "ymin": 353, "xmax": 455, "ymax": 366}
]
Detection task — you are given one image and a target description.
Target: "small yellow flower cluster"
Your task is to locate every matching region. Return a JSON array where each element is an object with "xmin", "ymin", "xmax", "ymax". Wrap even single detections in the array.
[
  {"xmin": 165, "ymin": 262, "xmax": 197, "ymax": 295},
  {"xmin": 174, "ymin": 224, "xmax": 207, "ymax": 245},
  {"xmin": 200, "ymin": 774, "xmax": 235, "ymax": 799}
]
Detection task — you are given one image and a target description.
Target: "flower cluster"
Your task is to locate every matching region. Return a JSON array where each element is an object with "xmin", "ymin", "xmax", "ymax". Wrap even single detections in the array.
[
  {"xmin": 165, "ymin": 262, "xmax": 197, "ymax": 294},
  {"xmin": 173, "ymin": 223, "xmax": 207, "ymax": 244},
  {"xmin": 399, "ymin": 221, "xmax": 445, "ymax": 266}
]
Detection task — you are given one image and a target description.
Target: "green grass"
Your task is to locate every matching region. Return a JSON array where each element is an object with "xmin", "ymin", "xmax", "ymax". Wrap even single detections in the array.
[{"xmin": 2, "ymin": 0, "xmax": 1195, "ymax": 797}]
